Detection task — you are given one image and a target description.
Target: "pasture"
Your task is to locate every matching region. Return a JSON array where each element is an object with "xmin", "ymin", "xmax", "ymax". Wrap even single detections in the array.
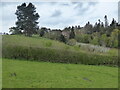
[{"xmin": 2, "ymin": 58, "xmax": 118, "ymax": 88}]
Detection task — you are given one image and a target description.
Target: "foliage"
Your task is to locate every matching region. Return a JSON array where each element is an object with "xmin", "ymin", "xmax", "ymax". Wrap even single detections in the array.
[
  {"xmin": 90, "ymin": 37, "xmax": 99, "ymax": 45},
  {"xmin": 39, "ymin": 27, "xmax": 48, "ymax": 37},
  {"xmin": 67, "ymin": 39, "xmax": 77, "ymax": 46},
  {"xmin": 10, "ymin": 3, "xmax": 40, "ymax": 36},
  {"xmin": 69, "ymin": 27, "xmax": 75, "ymax": 39},
  {"xmin": 75, "ymin": 34, "xmax": 91, "ymax": 43},
  {"xmin": 9, "ymin": 27, "xmax": 22, "ymax": 35},
  {"xmin": 44, "ymin": 32, "xmax": 61, "ymax": 41},
  {"xmin": 77, "ymin": 43, "xmax": 110, "ymax": 53},
  {"xmin": 99, "ymin": 34, "xmax": 108, "ymax": 47},
  {"xmin": 59, "ymin": 34, "xmax": 66, "ymax": 43},
  {"xmin": 2, "ymin": 35, "xmax": 118, "ymax": 66},
  {"xmin": 107, "ymin": 29, "xmax": 119, "ymax": 48}
]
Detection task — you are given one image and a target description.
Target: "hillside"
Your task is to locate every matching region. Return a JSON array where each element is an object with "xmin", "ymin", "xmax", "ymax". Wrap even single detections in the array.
[
  {"xmin": 2, "ymin": 35, "xmax": 118, "ymax": 66},
  {"xmin": 2, "ymin": 35, "xmax": 72, "ymax": 50},
  {"xmin": 3, "ymin": 58, "xmax": 118, "ymax": 88}
]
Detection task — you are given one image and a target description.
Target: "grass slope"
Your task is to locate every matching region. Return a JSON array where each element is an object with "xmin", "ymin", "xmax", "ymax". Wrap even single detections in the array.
[
  {"xmin": 2, "ymin": 35, "xmax": 73, "ymax": 50},
  {"xmin": 2, "ymin": 35, "xmax": 118, "ymax": 66},
  {"xmin": 2, "ymin": 35, "xmax": 118, "ymax": 55},
  {"xmin": 3, "ymin": 58, "xmax": 118, "ymax": 88}
]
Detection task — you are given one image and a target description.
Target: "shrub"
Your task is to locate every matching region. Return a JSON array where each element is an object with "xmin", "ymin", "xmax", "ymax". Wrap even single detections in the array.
[
  {"xmin": 2, "ymin": 45, "xmax": 118, "ymax": 66},
  {"xmin": 75, "ymin": 34, "xmax": 91, "ymax": 43},
  {"xmin": 90, "ymin": 37, "xmax": 99, "ymax": 45},
  {"xmin": 77, "ymin": 43, "xmax": 110, "ymax": 53},
  {"xmin": 67, "ymin": 39, "xmax": 77, "ymax": 46},
  {"xmin": 2, "ymin": 35, "xmax": 118, "ymax": 66}
]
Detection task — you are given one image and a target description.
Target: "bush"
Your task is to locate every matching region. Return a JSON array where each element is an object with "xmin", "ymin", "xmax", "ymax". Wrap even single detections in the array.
[
  {"xmin": 75, "ymin": 34, "xmax": 91, "ymax": 43},
  {"xmin": 90, "ymin": 37, "xmax": 99, "ymax": 45},
  {"xmin": 77, "ymin": 43, "xmax": 110, "ymax": 53},
  {"xmin": 44, "ymin": 32, "xmax": 61, "ymax": 41},
  {"xmin": 67, "ymin": 39, "xmax": 77, "ymax": 46},
  {"xmin": 2, "ymin": 45, "xmax": 118, "ymax": 66}
]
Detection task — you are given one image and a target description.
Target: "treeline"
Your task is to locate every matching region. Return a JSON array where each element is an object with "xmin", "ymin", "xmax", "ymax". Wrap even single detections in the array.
[
  {"xmin": 9, "ymin": 3, "xmax": 120, "ymax": 48},
  {"xmin": 38, "ymin": 15, "xmax": 120, "ymax": 48}
]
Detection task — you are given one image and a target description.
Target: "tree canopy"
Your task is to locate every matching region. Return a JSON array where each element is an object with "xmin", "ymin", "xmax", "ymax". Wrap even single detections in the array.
[{"xmin": 10, "ymin": 3, "xmax": 40, "ymax": 36}]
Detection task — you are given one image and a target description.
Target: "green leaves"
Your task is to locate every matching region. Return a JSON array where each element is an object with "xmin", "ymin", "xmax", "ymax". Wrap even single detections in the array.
[{"xmin": 12, "ymin": 3, "xmax": 40, "ymax": 36}]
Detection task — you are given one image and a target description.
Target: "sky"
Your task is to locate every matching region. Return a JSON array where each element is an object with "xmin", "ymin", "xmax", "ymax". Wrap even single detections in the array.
[{"xmin": 0, "ymin": 0, "xmax": 119, "ymax": 33}]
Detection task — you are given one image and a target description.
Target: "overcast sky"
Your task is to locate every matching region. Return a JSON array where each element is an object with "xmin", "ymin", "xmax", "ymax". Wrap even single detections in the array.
[{"xmin": 0, "ymin": 0, "xmax": 119, "ymax": 33}]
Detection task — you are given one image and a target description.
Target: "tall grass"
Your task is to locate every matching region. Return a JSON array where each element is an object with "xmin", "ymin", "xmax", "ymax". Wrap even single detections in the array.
[
  {"xmin": 77, "ymin": 42, "xmax": 110, "ymax": 53},
  {"xmin": 3, "ymin": 45, "xmax": 118, "ymax": 66}
]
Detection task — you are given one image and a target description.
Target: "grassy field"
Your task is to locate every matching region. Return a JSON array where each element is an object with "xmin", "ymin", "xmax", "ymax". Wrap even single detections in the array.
[
  {"xmin": 2, "ymin": 58, "xmax": 118, "ymax": 88},
  {"xmin": 2, "ymin": 35, "xmax": 118, "ymax": 66}
]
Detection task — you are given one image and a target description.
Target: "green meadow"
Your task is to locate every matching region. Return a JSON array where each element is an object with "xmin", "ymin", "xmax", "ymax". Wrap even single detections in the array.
[
  {"xmin": 2, "ymin": 35, "xmax": 119, "ymax": 88},
  {"xmin": 2, "ymin": 58, "xmax": 118, "ymax": 88}
]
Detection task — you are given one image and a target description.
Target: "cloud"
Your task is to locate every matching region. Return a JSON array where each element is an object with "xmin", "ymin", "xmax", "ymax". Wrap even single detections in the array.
[
  {"xmin": 51, "ymin": 10, "xmax": 62, "ymax": 17},
  {"xmin": 61, "ymin": 3, "xmax": 70, "ymax": 6},
  {"xmin": 74, "ymin": 2, "xmax": 98, "ymax": 15},
  {"xmin": 88, "ymin": 2, "xmax": 98, "ymax": 6},
  {"xmin": 0, "ymin": 1, "xmax": 118, "ymax": 33}
]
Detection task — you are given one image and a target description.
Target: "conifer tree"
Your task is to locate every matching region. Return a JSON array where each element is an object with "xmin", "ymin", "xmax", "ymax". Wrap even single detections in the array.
[{"xmin": 12, "ymin": 3, "xmax": 40, "ymax": 36}]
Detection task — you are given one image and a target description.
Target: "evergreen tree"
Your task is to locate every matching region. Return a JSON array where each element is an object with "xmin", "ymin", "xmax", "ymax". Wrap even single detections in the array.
[
  {"xmin": 110, "ymin": 18, "xmax": 116, "ymax": 28},
  {"xmin": 9, "ymin": 27, "xmax": 22, "ymax": 35},
  {"xmin": 78, "ymin": 25, "xmax": 81, "ymax": 29},
  {"xmin": 106, "ymin": 18, "xmax": 117, "ymax": 36},
  {"xmin": 39, "ymin": 27, "xmax": 47, "ymax": 37},
  {"xmin": 13, "ymin": 3, "xmax": 40, "ymax": 36},
  {"xmin": 84, "ymin": 21, "xmax": 93, "ymax": 34},
  {"xmin": 69, "ymin": 26, "xmax": 75, "ymax": 39},
  {"xmin": 99, "ymin": 22, "xmax": 105, "ymax": 35},
  {"xmin": 59, "ymin": 34, "xmax": 66, "ymax": 43},
  {"xmin": 104, "ymin": 15, "xmax": 108, "ymax": 27}
]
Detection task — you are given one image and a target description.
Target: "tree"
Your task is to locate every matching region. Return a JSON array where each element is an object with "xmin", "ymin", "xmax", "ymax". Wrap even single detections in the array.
[
  {"xmin": 105, "ymin": 18, "xmax": 117, "ymax": 37},
  {"xmin": 106, "ymin": 29, "xmax": 119, "ymax": 48},
  {"xmin": 39, "ymin": 27, "xmax": 47, "ymax": 37},
  {"xmin": 69, "ymin": 26, "xmax": 75, "ymax": 39},
  {"xmin": 84, "ymin": 21, "xmax": 93, "ymax": 34},
  {"xmin": 9, "ymin": 27, "xmax": 22, "ymax": 35},
  {"xmin": 99, "ymin": 22, "xmax": 105, "ymax": 35},
  {"xmin": 104, "ymin": 15, "xmax": 108, "ymax": 27},
  {"xmin": 14, "ymin": 3, "xmax": 40, "ymax": 36},
  {"xmin": 93, "ymin": 22, "xmax": 97, "ymax": 32},
  {"xmin": 90, "ymin": 37, "xmax": 99, "ymax": 45},
  {"xmin": 78, "ymin": 25, "xmax": 81, "ymax": 29},
  {"xmin": 100, "ymin": 34, "xmax": 108, "ymax": 47},
  {"xmin": 59, "ymin": 34, "xmax": 66, "ymax": 43}
]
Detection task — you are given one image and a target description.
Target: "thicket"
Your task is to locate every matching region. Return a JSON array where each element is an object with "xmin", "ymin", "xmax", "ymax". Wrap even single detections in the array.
[
  {"xmin": 37, "ymin": 16, "xmax": 119, "ymax": 48},
  {"xmin": 2, "ymin": 44, "xmax": 118, "ymax": 66},
  {"xmin": 75, "ymin": 29, "xmax": 119, "ymax": 48}
]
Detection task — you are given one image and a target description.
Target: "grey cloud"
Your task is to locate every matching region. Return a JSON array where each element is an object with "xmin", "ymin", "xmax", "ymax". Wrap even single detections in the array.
[
  {"xmin": 49, "ymin": 2, "xmax": 58, "ymax": 5},
  {"xmin": 51, "ymin": 10, "xmax": 62, "ymax": 17},
  {"xmin": 74, "ymin": 2, "xmax": 83, "ymax": 9},
  {"xmin": 1, "ymin": 2, "xmax": 23, "ymax": 7},
  {"xmin": 74, "ymin": 2, "xmax": 98, "ymax": 10},
  {"xmin": 61, "ymin": 3, "xmax": 70, "ymax": 6},
  {"xmin": 88, "ymin": 2, "xmax": 98, "ymax": 6},
  {"xmin": 72, "ymin": 2, "xmax": 77, "ymax": 4},
  {"xmin": 42, "ymin": 17, "xmax": 75, "ymax": 26},
  {"xmin": 74, "ymin": 2, "xmax": 98, "ymax": 15},
  {"xmin": 71, "ymin": 2, "xmax": 80, "ymax": 5}
]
